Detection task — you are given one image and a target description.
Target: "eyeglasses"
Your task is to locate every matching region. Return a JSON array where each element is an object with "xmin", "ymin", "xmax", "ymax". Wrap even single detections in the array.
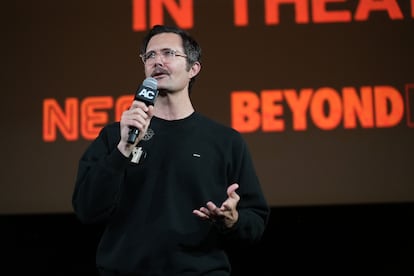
[{"xmin": 140, "ymin": 48, "xmax": 187, "ymax": 65}]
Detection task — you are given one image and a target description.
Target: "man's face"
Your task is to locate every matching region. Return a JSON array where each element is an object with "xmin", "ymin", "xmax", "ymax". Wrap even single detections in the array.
[{"xmin": 144, "ymin": 32, "xmax": 192, "ymax": 93}]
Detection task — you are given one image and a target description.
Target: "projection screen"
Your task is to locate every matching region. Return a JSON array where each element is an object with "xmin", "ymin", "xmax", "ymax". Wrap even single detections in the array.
[{"xmin": 1, "ymin": 0, "xmax": 413, "ymax": 214}]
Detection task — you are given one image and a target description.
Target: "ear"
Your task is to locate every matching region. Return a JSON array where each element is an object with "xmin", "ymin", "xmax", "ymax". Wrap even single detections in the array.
[{"xmin": 189, "ymin": 61, "xmax": 201, "ymax": 78}]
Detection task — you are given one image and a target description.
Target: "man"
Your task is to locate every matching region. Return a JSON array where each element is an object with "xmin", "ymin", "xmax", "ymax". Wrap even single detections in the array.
[{"xmin": 72, "ymin": 25, "xmax": 269, "ymax": 275}]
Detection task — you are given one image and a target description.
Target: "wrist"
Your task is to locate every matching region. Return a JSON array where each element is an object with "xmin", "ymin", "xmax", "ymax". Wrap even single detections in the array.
[{"xmin": 117, "ymin": 141, "xmax": 135, "ymax": 157}]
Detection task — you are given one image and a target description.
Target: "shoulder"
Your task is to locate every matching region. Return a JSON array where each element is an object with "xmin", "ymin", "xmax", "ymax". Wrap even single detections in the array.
[
  {"xmin": 93, "ymin": 122, "xmax": 121, "ymax": 146},
  {"xmin": 195, "ymin": 112, "xmax": 236, "ymax": 130},
  {"xmin": 99, "ymin": 122, "xmax": 120, "ymax": 136},
  {"xmin": 193, "ymin": 112, "xmax": 244, "ymax": 142}
]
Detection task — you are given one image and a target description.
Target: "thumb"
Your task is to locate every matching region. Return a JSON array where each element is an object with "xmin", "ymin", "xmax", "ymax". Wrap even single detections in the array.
[{"xmin": 227, "ymin": 183, "xmax": 239, "ymax": 198}]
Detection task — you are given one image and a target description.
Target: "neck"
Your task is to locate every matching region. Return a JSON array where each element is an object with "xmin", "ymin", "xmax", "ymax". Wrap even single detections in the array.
[{"xmin": 153, "ymin": 91, "xmax": 194, "ymax": 120}]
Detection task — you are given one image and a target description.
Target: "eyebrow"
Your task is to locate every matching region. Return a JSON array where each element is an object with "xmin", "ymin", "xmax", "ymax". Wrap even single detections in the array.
[{"xmin": 146, "ymin": 47, "xmax": 182, "ymax": 53}]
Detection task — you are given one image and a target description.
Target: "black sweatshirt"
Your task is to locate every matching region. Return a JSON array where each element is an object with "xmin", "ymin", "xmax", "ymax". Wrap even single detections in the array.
[{"xmin": 72, "ymin": 112, "xmax": 270, "ymax": 275}]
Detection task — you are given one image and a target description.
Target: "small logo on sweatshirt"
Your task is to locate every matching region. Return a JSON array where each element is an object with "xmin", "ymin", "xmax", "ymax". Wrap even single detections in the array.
[{"xmin": 142, "ymin": 128, "xmax": 154, "ymax": 141}]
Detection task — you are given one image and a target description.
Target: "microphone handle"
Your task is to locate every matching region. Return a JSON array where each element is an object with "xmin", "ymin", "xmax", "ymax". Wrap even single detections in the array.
[{"xmin": 127, "ymin": 127, "xmax": 140, "ymax": 144}]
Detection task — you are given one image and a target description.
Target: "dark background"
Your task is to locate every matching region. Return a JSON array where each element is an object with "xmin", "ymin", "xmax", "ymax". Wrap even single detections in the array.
[
  {"xmin": 2, "ymin": 0, "xmax": 413, "ymax": 274},
  {"xmin": 3, "ymin": 203, "xmax": 414, "ymax": 275}
]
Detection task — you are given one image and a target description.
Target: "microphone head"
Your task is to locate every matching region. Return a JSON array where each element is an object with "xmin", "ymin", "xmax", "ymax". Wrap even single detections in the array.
[
  {"xmin": 134, "ymin": 77, "xmax": 159, "ymax": 106},
  {"xmin": 143, "ymin": 77, "xmax": 157, "ymax": 90}
]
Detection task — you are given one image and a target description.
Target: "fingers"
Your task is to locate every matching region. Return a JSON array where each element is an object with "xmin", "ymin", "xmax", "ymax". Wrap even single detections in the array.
[
  {"xmin": 123, "ymin": 101, "xmax": 151, "ymax": 129},
  {"xmin": 120, "ymin": 102, "xmax": 154, "ymax": 141},
  {"xmin": 224, "ymin": 183, "xmax": 240, "ymax": 209},
  {"xmin": 193, "ymin": 183, "xmax": 240, "ymax": 228},
  {"xmin": 130, "ymin": 100, "xmax": 149, "ymax": 111},
  {"xmin": 193, "ymin": 202, "xmax": 222, "ymax": 220},
  {"xmin": 192, "ymin": 209, "xmax": 209, "ymax": 220},
  {"xmin": 227, "ymin": 183, "xmax": 239, "ymax": 198}
]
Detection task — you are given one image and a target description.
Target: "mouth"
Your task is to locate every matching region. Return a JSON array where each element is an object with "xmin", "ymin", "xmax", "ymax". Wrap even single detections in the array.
[{"xmin": 151, "ymin": 68, "xmax": 169, "ymax": 79}]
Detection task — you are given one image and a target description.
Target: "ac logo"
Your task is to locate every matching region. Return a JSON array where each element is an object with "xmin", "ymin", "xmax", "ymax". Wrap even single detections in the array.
[{"xmin": 138, "ymin": 88, "xmax": 156, "ymax": 100}]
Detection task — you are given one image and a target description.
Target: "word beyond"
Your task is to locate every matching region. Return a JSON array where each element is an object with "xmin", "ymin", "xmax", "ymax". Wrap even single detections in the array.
[{"xmin": 231, "ymin": 85, "xmax": 412, "ymax": 132}]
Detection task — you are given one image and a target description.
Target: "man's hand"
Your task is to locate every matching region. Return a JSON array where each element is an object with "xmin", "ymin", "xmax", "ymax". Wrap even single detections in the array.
[
  {"xmin": 117, "ymin": 100, "xmax": 154, "ymax": 157},
  {"xmin": 193, "ymin": 183, "xmax": 240, "ymax": 228}
]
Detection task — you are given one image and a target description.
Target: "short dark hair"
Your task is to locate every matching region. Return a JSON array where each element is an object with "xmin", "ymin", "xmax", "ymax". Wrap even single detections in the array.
[{"xmin": 140, "ymin": 25, "xmax": 202, "ymax": 93}]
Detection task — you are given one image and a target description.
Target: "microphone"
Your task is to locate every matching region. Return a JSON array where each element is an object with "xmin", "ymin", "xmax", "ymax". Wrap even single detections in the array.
[{"xmin": 127, "ymin": 77, "xmax": 158, "ymax": 144}]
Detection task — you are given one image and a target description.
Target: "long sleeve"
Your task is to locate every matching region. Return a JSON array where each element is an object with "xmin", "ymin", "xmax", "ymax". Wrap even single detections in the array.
[
  {"xmin": 72, "ymin": 123, "xmax": 128, "ymax": 224},
  {"xmin": 218, "ymin": 132, "xmax": 270, "ymax": 245}
]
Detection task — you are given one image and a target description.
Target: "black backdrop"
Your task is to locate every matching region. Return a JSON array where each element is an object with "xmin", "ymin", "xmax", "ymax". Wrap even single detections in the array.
[{"xmin": 2, "ymin": 0, "xmax": 414, "ymax": 274}]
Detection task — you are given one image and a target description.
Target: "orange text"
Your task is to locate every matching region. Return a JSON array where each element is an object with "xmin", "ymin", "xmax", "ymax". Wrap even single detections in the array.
[
  {"xmin": 132, "ymin": 0, "xmax": 413, "ymax": 31},
  {"xmin": 231, "ymin": 85, "xmax": 410, "ymax": 132},
  {"xmin": 42, "ymin": 85, "xmax": 412, "ymax": 142}
]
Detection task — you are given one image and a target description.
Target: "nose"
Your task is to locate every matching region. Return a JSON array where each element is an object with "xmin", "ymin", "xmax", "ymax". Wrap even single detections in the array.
[{"xmin": 153, "ymin": 52, "xmax": 164, "ymax": 64}]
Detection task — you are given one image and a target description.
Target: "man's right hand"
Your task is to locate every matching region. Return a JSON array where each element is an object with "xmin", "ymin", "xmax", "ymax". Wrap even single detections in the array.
[{"xmin": 117, "ymin": 100, "xmax": 154, "ymax": 157}]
